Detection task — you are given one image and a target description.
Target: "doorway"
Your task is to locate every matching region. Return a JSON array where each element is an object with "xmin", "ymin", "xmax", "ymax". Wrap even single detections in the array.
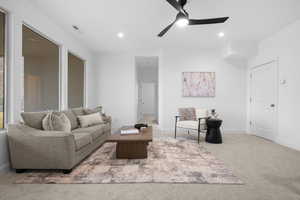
[
  {"xmin": 250, "ymin": 61, "xmax": 278, "ymax": 141},
  {"xmin": 136, "ymin": 56, "xmax": 159, "ymax": 124}
]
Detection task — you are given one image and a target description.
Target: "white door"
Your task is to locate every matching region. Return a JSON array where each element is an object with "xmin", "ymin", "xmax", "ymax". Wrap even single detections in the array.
[
  {"xmin": 140, "ymin": 83, "xmax": 156, "ymax": 116},
  {"xmin": 250, "ymin": 61, "xmax": 278, "ymax": 141}
]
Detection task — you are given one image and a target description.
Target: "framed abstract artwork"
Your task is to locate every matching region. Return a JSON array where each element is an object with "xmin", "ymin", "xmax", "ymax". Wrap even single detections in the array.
[{"xmin": 182, "ymin": 72, "xmax": 216, "ymax": 97}]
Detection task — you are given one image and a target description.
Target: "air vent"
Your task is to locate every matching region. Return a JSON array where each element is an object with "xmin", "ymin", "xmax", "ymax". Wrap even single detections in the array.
[{"xmin": 72, "ymin": 25, "xmax": 79, "ymax": 31}]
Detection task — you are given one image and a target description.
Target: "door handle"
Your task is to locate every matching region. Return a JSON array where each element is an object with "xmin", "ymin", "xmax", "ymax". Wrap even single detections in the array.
[{"xmin": 270, "ymin": 104, "xmax": 275, "ymax": 107}]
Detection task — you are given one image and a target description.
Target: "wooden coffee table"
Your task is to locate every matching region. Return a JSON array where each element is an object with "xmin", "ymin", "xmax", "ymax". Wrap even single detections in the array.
[{"xmin": 106, "ymin": 126, "xmax": 153, "ymax": 159}]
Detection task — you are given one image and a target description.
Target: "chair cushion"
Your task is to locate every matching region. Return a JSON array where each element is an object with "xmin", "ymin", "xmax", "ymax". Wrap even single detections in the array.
[
  {"xmin": 61, "ymin": 109, "xmax": 78, "ymax": 130},
  {"xmin": 195, "ymin": 108, "xmax": 208, "ymax": 119},
  {"xmin": 21, "ymin": 111, "xmax": 49, "ymax": 130},
  {"xmin": 42, "ymin": 112, "xmax": 71, "ymax": 132},
  {"xmin": 177, "ymin": 120, "xmax": 206, "ymax": 130},
  {"xmin": 72, "ymin": 132, "xmax": 93, "ymax": 150},
  {"xmin": 72, "ymin": 124, "xmax": 109, "ymax": 140}
]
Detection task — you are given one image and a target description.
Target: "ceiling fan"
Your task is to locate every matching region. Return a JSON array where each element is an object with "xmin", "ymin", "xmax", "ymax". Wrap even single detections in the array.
[{"xmin": 158, "ymin": 0, "xmax": 229, "ymax": 37}]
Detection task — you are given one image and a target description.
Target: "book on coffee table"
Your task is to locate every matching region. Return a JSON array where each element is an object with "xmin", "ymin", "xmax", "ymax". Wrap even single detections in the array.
[{"xmin": 120, "ymin": 126, "xmax": 139, "ymax": 135}]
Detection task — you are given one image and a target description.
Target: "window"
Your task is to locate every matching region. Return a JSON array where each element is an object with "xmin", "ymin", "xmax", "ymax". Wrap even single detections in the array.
[
  {"xmin": 23, "ymin": 25, "xmax": 60, "ymax": 112},
  {"xmin": 68, "ymin": 53, "xmax": 85, "ymax": 108},
  {"xmin": 0, "ymin": 11, "xmax": 6, "ymax": 128}
]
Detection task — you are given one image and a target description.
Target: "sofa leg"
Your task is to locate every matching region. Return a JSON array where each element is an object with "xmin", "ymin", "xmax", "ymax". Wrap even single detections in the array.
[
  {"xmin": 16, "ymin": 169, "xmax": 26, "ymax": 173},
  {"xmin": 63, "ymin": 169, "xmax": 72, "ymax": 174}
]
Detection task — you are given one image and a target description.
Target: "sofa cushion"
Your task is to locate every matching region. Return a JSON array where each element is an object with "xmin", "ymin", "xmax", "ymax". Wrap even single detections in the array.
[
  {"xmin": 72, "ymin": 124, "xmax": 109, "ymax": 140},
  {"xmin": 84, "ymin": 106, "xmax": 102, "ymax": 115},
  {"xmin": 72, "ymin": 107, "xmax": 85, "ymax": 116},
  {"xmin": 42, "ymin": 112, "xmax": 71, "ymax": 132},
  {"xmin": 61, "ymin": 109, "xmax": 78, "ymax": 130},
  {"xmin": 77, "ymin": 113, "xmax": 104, "ymax": 128},
  {"xmin": 21, "ymin": 111, "xmax": 49, "ymax": 130},
  {"xmin": 72, "ymin": 132, "xmax": 93, "ymax": 151}
]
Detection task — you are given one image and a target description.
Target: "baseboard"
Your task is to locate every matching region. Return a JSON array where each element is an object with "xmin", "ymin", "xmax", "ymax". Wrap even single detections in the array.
[
  {"xmin": 159, "ymin": 129, "xmax": 246, "ymax": 135},
  {"xmin": 222, "ymin": 130, "xmax": 247, "ymax": 134},
  {"xmin": 0, "ymin": 162, "xmax": 10, "ymax": 172}
]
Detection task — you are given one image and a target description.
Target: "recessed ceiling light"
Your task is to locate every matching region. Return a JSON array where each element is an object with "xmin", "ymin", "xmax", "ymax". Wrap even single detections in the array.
[
  {"xmin": 218, "ymin": 32, "xmax": 225, "ymax": 38},
  {"xmin": 117, "ymin": 32, "xmax": 124, "ymax": 38}
]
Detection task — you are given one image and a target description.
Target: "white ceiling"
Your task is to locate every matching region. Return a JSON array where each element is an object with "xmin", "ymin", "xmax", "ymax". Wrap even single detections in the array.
[{"xmin": 31, "ymin": 0, "xmax": 300, "ymax": 53}]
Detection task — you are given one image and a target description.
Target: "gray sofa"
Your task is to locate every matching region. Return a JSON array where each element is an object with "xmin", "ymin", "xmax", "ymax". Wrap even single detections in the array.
[{"xmin": 7, "ymin": 107, "xmax": 111, "ymax": 173}]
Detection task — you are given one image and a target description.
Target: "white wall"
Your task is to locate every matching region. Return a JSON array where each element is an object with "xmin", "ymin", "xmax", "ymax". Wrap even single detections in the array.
[
  {"xmin": 160, "ymin": 49, "xmax": 247, "ymax": 132},
  {"xmin": 96, "ymin": 49, "xmax": 247, "ymax": 133},
  {"xmin": 97, "ymin": 53, "xmax": 136, "ymax": 130},
  {"xmin": 0, "ymin": 0, "xmax": 98, "ymax": 171},
  {"xmin": 248, "ymin": 19, "xmax": 300, "ymax": 151}
]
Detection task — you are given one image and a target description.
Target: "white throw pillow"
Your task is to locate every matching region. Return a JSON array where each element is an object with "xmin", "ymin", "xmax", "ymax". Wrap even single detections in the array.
[
  {"xmin": 42, "ymin": 112, "xmax": 71, "ymax": 132},
  {"xmin": 77, "ymin": 113, "xmax": 104, "ymax": 128}
]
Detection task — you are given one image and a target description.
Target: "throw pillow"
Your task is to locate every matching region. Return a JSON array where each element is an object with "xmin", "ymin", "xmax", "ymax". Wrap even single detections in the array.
[
  {"xmin": 61, "ymin": 109, "xmax": 78, "ymax": 130},
  {"xmin": 178, "ymin": 107, "xmax": 196, "ymax": 121},
  {"xmin": 21, "ymin": 111, "xmax": 49, "ymax": 130},
  {"xmin": 77, "ymin": 113, "xmax": 104, "ymax": 128},
  {"xmin": 71, "ymin": 107, "xmax": 85, "ymax": 116},
  {"xmin": 42, "ymin": 112, "xmax": 71, "ymax": 132}
]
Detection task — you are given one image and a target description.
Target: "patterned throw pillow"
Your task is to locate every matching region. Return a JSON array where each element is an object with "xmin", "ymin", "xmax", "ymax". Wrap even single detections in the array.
[
  {"xmin": 178, "ymin": 108, "xmax": 196, "ymax": 121},
  {"xmin": 42, "ymin": 112, "xmax": 71, "ymax": 132}
]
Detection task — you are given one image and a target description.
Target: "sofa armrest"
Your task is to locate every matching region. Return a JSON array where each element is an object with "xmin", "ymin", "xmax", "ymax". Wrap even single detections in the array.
[
  {"xmin": 102, "ymin": 115, "xmax": 112, "ymax": 124},
  {"xmin": 8, "ymin": 124, "xmax": 76, "ymax": 169}
]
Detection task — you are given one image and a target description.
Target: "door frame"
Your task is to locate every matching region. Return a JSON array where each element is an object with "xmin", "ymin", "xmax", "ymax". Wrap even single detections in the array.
[{"xmin": 249, "ymin": 59, "xmax": 279, "ymax": 140}]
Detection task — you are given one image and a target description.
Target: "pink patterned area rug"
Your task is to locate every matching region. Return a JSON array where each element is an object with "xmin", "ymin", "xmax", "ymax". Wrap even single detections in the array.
[{"xmin": 15, "ymin": 138, "xmax": 243, "ymax": 184}]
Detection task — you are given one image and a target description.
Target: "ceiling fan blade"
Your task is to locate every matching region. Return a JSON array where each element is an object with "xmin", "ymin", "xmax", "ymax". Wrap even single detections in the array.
[
  {"xmin": 166, "ymin": 0, "xmax": 181, "ymax": 11},
  {"xmin": 158, "ymin": 22, "xmax": 175, "ymax": 37},
  {"xmin": 189, "ymin": 17, "xmax": 229, "ymax": 25}
]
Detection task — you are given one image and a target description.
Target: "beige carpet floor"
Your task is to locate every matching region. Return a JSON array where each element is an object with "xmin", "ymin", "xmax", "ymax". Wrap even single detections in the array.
[{"xmin": 1, "ymin": 131, "xmax": 300, "ymax": 200}]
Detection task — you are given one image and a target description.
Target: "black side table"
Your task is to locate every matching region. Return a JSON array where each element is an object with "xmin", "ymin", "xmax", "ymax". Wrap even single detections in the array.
[{"xmin": 205, "ymin": 119, "xmax": 223, "ymax": 144}]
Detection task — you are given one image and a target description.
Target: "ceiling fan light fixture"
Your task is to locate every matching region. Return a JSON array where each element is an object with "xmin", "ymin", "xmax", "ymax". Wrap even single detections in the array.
[{"xmin": 176, "ymin": 18, "xmax": 189, "ymax": 27}]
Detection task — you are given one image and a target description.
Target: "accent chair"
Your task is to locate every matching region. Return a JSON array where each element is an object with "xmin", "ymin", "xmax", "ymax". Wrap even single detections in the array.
[{"xmin": 175, "ymin": 108, "xmax": 209, "ymax": 143}]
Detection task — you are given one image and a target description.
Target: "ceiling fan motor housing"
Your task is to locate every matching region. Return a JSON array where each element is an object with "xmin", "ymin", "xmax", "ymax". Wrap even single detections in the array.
[{"xmin": 176, "ymin": 12, "xmax": 189, "ymax": 21}]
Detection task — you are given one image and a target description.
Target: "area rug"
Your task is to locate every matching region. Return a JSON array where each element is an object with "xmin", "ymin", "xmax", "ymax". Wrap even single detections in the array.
[{"xmin": 15, "ymin": 138, "xmax": 243, "ymax": 184}]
